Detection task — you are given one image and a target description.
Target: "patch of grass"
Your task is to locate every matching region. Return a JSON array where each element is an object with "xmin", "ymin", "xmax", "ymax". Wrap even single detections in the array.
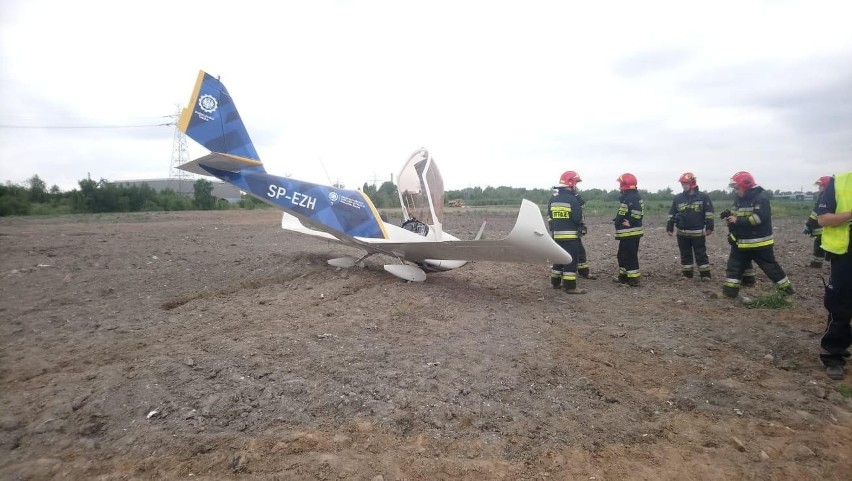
[
  {"xmin": 770, "ymin": 201, "xmax": 813, "ymax": 217},
  {"xmin": 836, "ymin": 384, "xmax": 852, "ymax": 398},
  {"xmin": 745, "ymin": 291, "xmax": 793, "ymax": 309}
]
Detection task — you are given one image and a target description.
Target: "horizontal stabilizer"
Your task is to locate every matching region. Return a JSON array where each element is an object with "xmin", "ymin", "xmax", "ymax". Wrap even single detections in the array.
[{"xmin": 178, "ymin": 153, "xmax": 264, "ymax": 176}]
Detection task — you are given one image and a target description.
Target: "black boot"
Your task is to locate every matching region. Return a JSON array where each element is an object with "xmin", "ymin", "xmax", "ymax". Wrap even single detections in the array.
[
  {"xmin": 578, "ymin": 268, "xmax": 597, "ymax": 280},
  {"xmin": 562, "ymin": 279, "xmax": 586, "ymax": 294}
]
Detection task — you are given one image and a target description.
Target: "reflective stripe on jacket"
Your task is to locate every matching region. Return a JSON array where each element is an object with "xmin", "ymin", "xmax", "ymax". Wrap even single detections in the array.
[
  {"xmin": 548, "ymin": 188, "xmax": 583, "ymax": 240},
  {"xmin": 667, "ymin": 189, "xmax": 714, "ymax": 236},
  {"xmin": 729, "ymin": 187, "xmax": 774, "ymax": 249},
  {"xmin": 614, "ymin": 190, "xmax": 644, "ymax": 239}
]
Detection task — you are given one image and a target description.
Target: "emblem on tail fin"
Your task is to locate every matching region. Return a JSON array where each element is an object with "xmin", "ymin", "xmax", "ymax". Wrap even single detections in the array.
[{"xmin": 198, "ymin": 94, "xmax": 218, "ymax": 114}]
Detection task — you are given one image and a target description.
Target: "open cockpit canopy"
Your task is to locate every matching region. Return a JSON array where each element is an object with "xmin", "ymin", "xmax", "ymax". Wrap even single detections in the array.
[{"xmin": 396, "ymin": 148, "xmax": 444, "ymax": 227}]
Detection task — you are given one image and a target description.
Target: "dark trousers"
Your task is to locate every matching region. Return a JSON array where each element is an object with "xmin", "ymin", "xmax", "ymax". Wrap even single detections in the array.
[
  {"xmin": 821, "ymin": 252, "xmax": 852, "ymax": 367},
  {"xmin": 723, "ymin": 246, "xmax": 790, "ymax": 297},
  {"xmin": 617, "ymin": 236, "xmax": 641, "ymax": 284},
  {"xmin": 812, "ymin": 235, "xmax": 825, "ymax": 263},
  {"xmin": 576, "ymin": 240, "xmax": 589, "ymax": 275},
  {"xmin": 551, "ymin": 239, "xmax": 581, "ymax": 289},
  {"xmin": 677, "ymin": 235, "xmax": 710, "ymax": 277}
]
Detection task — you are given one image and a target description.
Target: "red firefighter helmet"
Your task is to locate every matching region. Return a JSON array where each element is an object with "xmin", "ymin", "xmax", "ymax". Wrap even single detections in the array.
[
  {"xmin": 555, "ymin": 170, "xmax": 582, "ymax": 189},
  {"xmin": 815, "ymin": 175, "xmax": 832, "ymax": 190},
  {"xmin": 617, "ymin": 173, "xmax": 637, "ymax": 191},
  {"xmin": 728, "ymin": 171, "xmax": 757, "ymax": 191},
  {"xmin": 678, "ymin": 172, "xmax": 697, "ymax": 189}
]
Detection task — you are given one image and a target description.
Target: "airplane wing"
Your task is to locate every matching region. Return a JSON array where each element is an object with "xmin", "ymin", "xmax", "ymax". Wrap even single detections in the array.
[
  {"xmin": 276, "ymin": 199, "xmax": 570, "ymax": 266},
  {"xmin": 358, "ymin": 200, "xmax": 571, "ymax": 265}
]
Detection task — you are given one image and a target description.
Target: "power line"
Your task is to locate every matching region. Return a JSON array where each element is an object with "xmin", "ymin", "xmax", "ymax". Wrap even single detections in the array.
[{"xmin": 0, "ymin": 122, "xmax": 174, "ymax": 129}]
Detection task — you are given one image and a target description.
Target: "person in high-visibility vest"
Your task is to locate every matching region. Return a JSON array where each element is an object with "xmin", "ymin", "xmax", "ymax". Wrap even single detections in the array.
[
  {"xmin": 816, "ymin": 171, "xmax": 852, "ymax": 380},
  {"xmin": 721, "ymin": 172, "xmax": 794, "ymax": 301}
]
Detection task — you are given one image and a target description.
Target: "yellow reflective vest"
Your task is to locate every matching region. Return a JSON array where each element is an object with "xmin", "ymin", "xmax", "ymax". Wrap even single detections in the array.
[{"xmin": 821, "ymin": 172, "xmax": 852, "ymax": 255}]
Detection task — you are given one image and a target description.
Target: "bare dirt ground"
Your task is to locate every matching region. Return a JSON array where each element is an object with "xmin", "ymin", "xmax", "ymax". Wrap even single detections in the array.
[{"xmin": 1, "ymin": 207, "xmax": 850, "ymax": 480}]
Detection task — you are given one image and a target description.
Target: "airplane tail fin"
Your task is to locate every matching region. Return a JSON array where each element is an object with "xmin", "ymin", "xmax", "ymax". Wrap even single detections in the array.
[{"xmin": 178, "ymin": 70, "xmax": 262, "ymax": 165}]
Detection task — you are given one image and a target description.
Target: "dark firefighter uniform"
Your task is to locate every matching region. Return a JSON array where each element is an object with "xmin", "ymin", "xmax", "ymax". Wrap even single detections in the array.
[
  {"xmin": 816, "ymin": 173, "xmax": 852, "ymax": 376},
  {"xmin": 805, "ymin": 197, "xmax": 826, "ymax": 268},
  {"xmin": 575, "ymin": 192, "xmax": 592, "ymax": 279},
  {"xmin": 548, "ymin": 187, "xmax": 585, "ymax": 291},
  {"xmin": 614, "ymin": 190, "xmax": 644, "ymax": 286},
  {"xmin": 722, "ymin": 211, "xmax": 757, "ymax": 288},
  {"xmin": 722, "ymin": 186, "xmax": 794, "ymax": 298},
  {"xmin": 667, "ymin": 188, "xmax": 715, "ymax": 278}
]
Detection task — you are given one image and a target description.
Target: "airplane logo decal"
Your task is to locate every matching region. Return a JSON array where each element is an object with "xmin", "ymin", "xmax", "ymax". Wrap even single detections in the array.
[{"xmin": 198, "ymin": 94, "xmax": 218, "ymax": 114}]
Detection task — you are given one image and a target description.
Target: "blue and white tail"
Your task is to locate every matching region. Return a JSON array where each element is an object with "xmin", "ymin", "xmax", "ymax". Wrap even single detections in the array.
[
  {"xmin": 175, "ymin": 70, "xmax": 389, "ymax": 240},
  {"xmin": 177, "ymin": 70, "xmax": 265, "ymax": 175}
]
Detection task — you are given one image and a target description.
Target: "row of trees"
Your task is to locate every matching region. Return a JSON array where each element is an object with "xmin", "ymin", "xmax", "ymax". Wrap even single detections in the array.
[
  {"xmin": 362, "ymin": 183, "xmax": 811, "ymax": 217},
  {"xmin": 2, "ymin": 174, "xmax": 810, "ymax": 217},
  {"xmin": 360, "ymin": 181, "xmax": 401, "ymax": 208},
  {"xmin": 0, "ymin": 175, "xmax": 263, "ymax": 217},
  {"xmin": 442, "ymin": 186, "xmax": 771, "ymax": 206},
  {"xmin": 361, "ymin": 183, "xmax": 748, "ymax": 209}
]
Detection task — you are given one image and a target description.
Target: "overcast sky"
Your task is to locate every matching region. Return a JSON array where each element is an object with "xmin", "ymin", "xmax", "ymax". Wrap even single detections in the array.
[{"xmin": 1, "ymin": 0, "xmax": 850, "ymax": 194}]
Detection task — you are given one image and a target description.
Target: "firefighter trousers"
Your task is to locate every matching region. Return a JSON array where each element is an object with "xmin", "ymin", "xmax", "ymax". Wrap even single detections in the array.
[
  {"xmin": 576, "ymin": 240, "xmax": 591, "ymax": 277},
  {"xmin": 616, "ymin": 236, "xmax": 641, "ymax": 285},
  {"xmin": 551, "ymin": 239, "xmax": 581, "ymax": 289},
  {"xmin": 677, "ymin": 235, "xmax": 710, "ymax": 277},
  {"xmin": 812, "ymin": 235, "xmax": 825, "ymax": 264},
  {"xmin": 723, "ymin": 246, "xmax": 791, "ymax": 298}
]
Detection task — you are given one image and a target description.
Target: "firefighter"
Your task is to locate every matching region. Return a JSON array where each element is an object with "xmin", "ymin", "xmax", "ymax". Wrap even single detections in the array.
[
  {"xmin": 613, "ymin": 173, "xmax": 644, "ymax": 286},
  {"xmin": 666, "ymin": 172, "xmax": 715, "ymax": 280},
  {"xmin": 804, "ymin": 176, "xmax": 831, "ymax": 268},
  {"xmin": 816, "ymin": 172, "xmax": 852, "ymax": 380},
  {"xmin": 547, "ymin": 171, "xmax": 591, "ymax": 294},
  {"xmin": 575, "ymin": 193, "xmax": 595, "ymax": 281},
  {"xmin": 722, "ymin": 171, "xmax": 794, "ymax": 301}
]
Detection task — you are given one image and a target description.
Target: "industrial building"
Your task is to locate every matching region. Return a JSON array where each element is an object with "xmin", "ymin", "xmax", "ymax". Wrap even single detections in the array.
[{"xmin": 111, "ymin": 178, "xmax": 243, "ymax": 203}]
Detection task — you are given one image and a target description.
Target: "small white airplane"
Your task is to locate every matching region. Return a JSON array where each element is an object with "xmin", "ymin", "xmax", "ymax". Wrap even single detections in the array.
[{"xmin": 177, "ymin": 70, "xmax": 571, "ymax": 282}]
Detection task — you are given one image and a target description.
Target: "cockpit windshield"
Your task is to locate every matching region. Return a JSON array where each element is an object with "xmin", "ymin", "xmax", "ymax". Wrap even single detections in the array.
[{"xmin": 396, "ymin": 148, "xmax": 444, "ymax": 226}]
